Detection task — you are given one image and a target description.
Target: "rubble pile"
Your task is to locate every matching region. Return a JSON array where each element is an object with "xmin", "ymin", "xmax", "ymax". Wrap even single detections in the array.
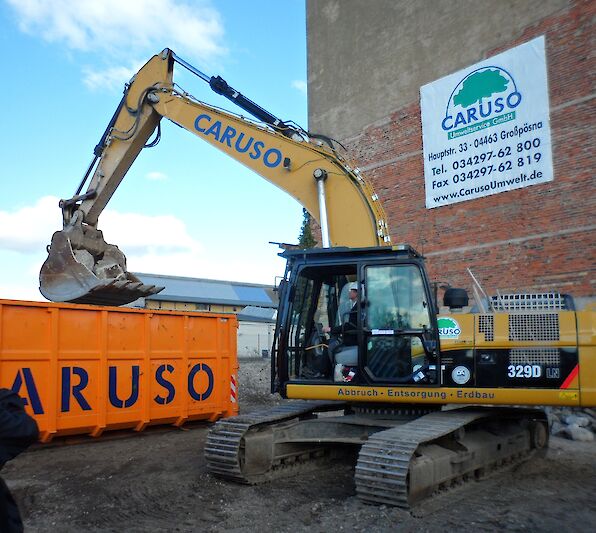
[
  {"xmin": 547, "ymin": 407, "xmax": 596, "ymax": 442},
  {"xmin": 238, "ymin": 358, "xmax": 281, "ymax": 408}
]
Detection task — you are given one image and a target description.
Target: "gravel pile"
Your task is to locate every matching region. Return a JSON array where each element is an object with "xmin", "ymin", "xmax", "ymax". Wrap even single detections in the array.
[{"xmin": 547, "ymin": 407, "xmax": 596, "ymax": 442}]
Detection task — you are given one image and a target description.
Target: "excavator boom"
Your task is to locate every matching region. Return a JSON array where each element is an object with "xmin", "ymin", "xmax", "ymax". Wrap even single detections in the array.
[{"xmin": 39, "ymin": 49, "xmax": 390, "ymax": 306}]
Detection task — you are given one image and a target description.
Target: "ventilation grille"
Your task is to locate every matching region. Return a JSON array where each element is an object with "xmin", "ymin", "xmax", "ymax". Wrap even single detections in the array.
[
  {"xmin": 509, "ymin": 347, "xmax": 560, "ymax": 365},
  {"xmin": 478, "ymin": 314, "xmax": 494, "ymax": 341},
  {"xmin": 491, "ymin": 292, "xmax": 570, "ymax": 311},
  {"xmin": 509, "ymin": 313, "xmax": 560, "ymax": 341}
]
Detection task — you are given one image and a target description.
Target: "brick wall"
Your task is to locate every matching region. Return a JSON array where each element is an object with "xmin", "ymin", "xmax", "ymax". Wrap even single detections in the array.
[{"xmin": 336, "ymin": 0, "xmax": 594, "ymax": 300}]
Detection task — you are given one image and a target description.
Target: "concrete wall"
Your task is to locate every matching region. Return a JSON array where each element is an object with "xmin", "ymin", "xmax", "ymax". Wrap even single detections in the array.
[
  {"xmin": 307, "ymin": 0, "xmax": 567, "ymax": 140},
  {"xmin": 306, "ymin": 0, "xmax": 594, "ymax": 300}
]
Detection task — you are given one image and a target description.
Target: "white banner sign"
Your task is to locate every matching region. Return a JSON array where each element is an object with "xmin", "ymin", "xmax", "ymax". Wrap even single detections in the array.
[{"xmin": 420, "ymin": 36, "xmax": 553, "ymax": 209}]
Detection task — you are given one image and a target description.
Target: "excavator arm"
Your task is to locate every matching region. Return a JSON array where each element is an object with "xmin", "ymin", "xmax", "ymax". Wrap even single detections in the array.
[{"xmin": 40, "ymin": 49, "xmax": 390, "ymax": 306}]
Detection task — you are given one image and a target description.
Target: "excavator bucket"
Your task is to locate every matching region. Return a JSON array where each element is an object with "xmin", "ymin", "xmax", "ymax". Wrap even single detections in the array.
[{"xmin": 39, "ymin": 229, "xmax": 164, "ymax": 306}]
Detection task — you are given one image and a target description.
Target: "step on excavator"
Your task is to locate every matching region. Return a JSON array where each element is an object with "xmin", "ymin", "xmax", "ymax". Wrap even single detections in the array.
[{"xmin": 39, "ymin": 49, "xmax": 595, "ymax": 508}]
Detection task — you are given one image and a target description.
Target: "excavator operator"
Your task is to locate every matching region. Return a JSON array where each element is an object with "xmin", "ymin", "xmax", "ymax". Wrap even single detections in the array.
[
  {"xmin": 323, "ymin": 282, "xmax": 361, "ymax": 382},
  {"xmin": 323, "ymin": 282, "xmax": 359, "ymax": 344}
]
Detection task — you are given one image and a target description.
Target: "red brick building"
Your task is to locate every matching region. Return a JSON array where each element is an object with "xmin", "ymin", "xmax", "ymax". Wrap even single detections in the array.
[{"xmin": 307, "ymin": 0, "xmax": 594, "ymax": 306}]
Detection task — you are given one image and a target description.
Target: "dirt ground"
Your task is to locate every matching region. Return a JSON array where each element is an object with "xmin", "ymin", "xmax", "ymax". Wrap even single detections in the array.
[{"xmin": 3, "ymin": 359, "xmax": 595, "ymax": 532}]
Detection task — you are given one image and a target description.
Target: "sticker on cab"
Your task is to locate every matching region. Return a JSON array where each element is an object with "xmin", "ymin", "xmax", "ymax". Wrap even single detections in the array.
[
  {"xmin": 452, "ymin": 365, "xmax": 471, "ymax": 384},
  {"xmin": 438, "ymin": 317, "xmax": 461, "ymax": 339}
]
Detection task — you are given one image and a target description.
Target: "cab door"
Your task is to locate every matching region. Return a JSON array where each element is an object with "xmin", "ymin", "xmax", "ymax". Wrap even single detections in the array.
[{"xmin": 362, "ymin": 262, "xmax": 439, "ymax": 384}]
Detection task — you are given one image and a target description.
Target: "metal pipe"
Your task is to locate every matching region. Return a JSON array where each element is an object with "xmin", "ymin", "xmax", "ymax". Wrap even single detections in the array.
[
  {"xmin": 314, "ymin": 169, "xmax": 331, "ymax": 248},
  {"xmin": 170, "ymin": 50, "xmax": 211, "ymax": 83},
  {"xmin": 170, "ymin": 49, "xmax": 302, "ymax": 140}
]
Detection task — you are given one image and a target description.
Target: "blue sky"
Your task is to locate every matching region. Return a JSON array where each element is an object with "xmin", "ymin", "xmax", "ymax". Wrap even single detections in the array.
[{"xmin": 0, "ymin": 0, "xmax": 308, "ymax": 300}]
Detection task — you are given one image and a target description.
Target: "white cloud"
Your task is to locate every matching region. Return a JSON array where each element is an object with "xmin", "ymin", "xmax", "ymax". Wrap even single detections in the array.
[
  {"xmin": 0, "ymin": 196, "xmax": 63, "ymax": 253},
  {"xmin": 82, "ymin": 63, "xmax": 139, "ymax": 92},
  {"xmin": 128, "ymin": 248, "xmax": 285, "ymax": 285},
  {"xmin": 0, "ymin": 196, "xmax": 208, "ymax": 300},
  {"xmin": 144, "ymin": 171, "xmax": 169, "ymax": 181},
  {"xmin": 99, "ymin": 211, "xmax": 202, "ymax": 256},
  {"xmin": 7, "ymin": 0, "xmax": 226, "ymax": 61},
  {"xmin": 7, "ymin": 0, "xmax": 227, "ymax": 91},
  {"xmin": 0, "ymin": 196, "xmax": 202, "ymax": 257},
  {"xmin": 292, "ymin": 80, "xmax": 307, "ymax": 95},
  {"xmin": 0, "ymin": 251, "xmax": 50, "ymax": 302},
  {"xmin": 0, "ymin": 279, "xmax": 45, "ymax": 302}
]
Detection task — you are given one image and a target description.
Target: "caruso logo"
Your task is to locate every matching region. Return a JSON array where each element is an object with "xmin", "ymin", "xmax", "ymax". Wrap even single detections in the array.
[
  {"xmin": 10, "ymin": 363, "xmax": 215, "ymax": 415},
  {"xmin": 438, "ymin": 317, "xmax": 461, "ymax": 339},
  {"xmin": 441, "ymin": 66, "xmax": 521, "ymax": 139},
  {"xmin": 194, "ymin": 113, "xmax": 284, "ymax": 168}
]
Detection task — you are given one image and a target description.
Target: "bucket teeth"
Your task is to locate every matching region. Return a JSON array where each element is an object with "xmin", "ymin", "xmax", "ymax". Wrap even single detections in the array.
[{"xmin": 72, "ymin": 279, "xmax": 164, "ymax": 306}]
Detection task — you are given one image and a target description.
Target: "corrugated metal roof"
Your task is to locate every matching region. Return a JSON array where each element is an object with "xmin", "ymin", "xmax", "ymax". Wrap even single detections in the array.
[
  {"xmin": 133, "ymin": 273, "xmax": 278, "ymax": 308},
  {"xmin": 237, "ymin": 306, "xmax": 277, "ymax": 323}
]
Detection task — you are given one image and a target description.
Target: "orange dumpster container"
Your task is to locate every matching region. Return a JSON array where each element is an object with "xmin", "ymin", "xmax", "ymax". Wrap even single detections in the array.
[{"xmin": 0, "ymin": 299, "xmax": 239, "ymax": 442}]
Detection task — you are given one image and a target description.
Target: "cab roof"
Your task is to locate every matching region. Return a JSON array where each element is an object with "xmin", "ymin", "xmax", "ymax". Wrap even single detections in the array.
[{"xmin": 279, "ymin": 244, "xmax": 423, "ymax": 261}]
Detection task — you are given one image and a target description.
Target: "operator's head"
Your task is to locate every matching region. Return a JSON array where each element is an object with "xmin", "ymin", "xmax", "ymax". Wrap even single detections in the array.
[{"xmin": 348, "ymin": 282, "xmax": 358, "ymax": 301}]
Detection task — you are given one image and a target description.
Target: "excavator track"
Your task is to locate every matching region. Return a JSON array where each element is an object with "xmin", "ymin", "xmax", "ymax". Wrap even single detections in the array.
[
  {"xmin": 207, "ymin": 403, "xmax": 547, "ymax": 508},
  {"xmin": 205, "ymin": 400, "xmax": 347, "ymax": 483},
  {"xmin": 355, "ymin": 407, "xmax": 548, "ymax": 508}
]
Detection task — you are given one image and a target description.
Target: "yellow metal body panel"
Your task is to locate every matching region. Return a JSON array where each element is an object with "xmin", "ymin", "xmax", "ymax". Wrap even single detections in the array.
[
  {"xmin": 440, "ymin": 311, "xmax": 579, "ymax": 350},
  {"xmin": 478, "ymin": 311, "xmax": 577, "ymax": 348},
  {"xmin": 577, "ymin": 309, "xmax": 596, "ymax": 405},
  {"xmin": 286, "ymin": 384, "xmax": 581, "ymax": 407}
]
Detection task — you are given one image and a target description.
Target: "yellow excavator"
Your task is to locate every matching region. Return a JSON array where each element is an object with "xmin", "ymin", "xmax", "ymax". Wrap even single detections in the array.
[{"xmin": 39, "ymin": 49, "xmax": 595, "ymax": 508}]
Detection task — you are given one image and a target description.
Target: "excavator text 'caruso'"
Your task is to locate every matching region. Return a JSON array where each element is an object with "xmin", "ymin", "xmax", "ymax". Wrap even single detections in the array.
[{"xmin": 40, "ymin": 49, "xmax": 595, "ymax": 508}]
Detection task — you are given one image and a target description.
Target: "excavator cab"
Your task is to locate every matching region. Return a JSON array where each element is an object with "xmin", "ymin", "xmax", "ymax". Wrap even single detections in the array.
[{"xmin": 272, "ymin": 246, "xmax": 440, "ymax": 393}]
